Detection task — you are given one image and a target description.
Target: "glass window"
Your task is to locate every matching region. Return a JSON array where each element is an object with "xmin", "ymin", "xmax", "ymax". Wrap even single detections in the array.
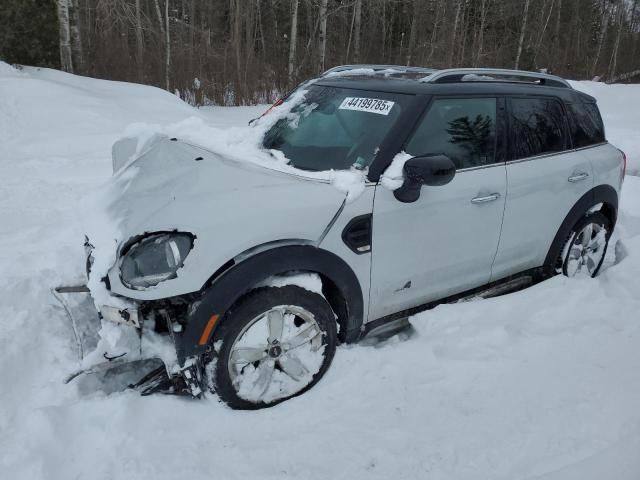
[
  {"xmin": 567, "ymin": 101, "xmax": 605, "ymax": 148},
  {"xmin": 509, "ymin": 97, "xmax": 567, "ymax": 159},
  {"xmin": 263, "ymin": 86, "xmax": 409, "ymax": 171},
  {"xmin": 405, "ymin": 97, "xmax": 497, "ymax": 170}
]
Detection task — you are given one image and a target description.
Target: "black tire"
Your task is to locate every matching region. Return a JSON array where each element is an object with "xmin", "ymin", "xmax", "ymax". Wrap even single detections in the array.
[
  {"xmin": 556, "ymin": 211, "xmax": 611, "ymax": 278},
  {"xmin": 209, "ymin": 285, "xmax": 337, "ymax": 410}
]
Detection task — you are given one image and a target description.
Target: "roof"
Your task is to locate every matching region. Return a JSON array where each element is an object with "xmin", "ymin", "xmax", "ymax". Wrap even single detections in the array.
[{"xmin": 315, "ymin": 65, "xmax": 596, "ymax": 102}]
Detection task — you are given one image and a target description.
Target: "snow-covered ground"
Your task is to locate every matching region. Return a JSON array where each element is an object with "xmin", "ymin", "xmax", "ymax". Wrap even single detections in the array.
[{"xmin": 1, "ymin": 63, "xmax": 640, "ymax": 480}]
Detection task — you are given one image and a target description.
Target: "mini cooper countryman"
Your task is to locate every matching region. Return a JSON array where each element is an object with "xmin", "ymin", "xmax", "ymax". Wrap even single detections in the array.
[{"xmin": 80, "ymin": 66, "xmax": 625, "ymax": 409}]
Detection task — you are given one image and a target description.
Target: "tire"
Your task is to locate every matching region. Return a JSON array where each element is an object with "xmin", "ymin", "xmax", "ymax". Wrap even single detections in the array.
[
  {"xmin": 556, "ymin": 211, "xmax": 611, "ymax": 278},
  {"xmin": 209, "ymin": 285, "xmax": 337, "ymax": 410}
]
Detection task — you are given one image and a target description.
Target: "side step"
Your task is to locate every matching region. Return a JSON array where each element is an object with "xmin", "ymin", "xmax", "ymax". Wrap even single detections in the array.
[
  {"xmin": 456, "ymin": 275, "xmax": 533, "ymax": 303},
  {"xmin": 360, "ymin": 317, "xmax": 415, "ymax": 346}
]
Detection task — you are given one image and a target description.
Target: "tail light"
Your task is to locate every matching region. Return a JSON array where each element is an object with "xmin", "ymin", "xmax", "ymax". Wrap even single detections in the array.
[{"xmin": 621, "ymin": 149, "xmax": 627, "ymax": 180}]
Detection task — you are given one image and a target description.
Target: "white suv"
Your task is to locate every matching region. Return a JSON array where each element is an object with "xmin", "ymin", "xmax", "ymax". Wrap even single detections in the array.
[{"xmin": 84, "ymin": 67, "xmax": 625, "ymax": 409}]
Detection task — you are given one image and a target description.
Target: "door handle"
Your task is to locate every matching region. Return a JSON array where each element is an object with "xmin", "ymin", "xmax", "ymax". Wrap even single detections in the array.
[
  {"xmin": 568, "ymin": 172, "xmax": 589, "ymax": 183},
  {"xmin": 471, "ymin": 193, "xmax": 501, "ymax": 204}
]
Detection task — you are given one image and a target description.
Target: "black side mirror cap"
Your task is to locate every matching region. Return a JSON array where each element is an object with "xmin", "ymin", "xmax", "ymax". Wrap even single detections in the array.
[{"xmin": 394, "ymin": 154, "xmax": 456, "ymax": 203}]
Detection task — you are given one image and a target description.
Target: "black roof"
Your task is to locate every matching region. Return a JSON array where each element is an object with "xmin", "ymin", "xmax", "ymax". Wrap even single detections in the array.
[{"xmin": 314, "ymin": 67, "xmax": 597, "ymax": 103}]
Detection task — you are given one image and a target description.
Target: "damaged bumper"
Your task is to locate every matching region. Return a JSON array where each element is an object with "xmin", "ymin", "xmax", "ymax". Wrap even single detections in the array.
[
  {"xmin": 54, "ymin": 285, "xmax": 206, "ymax": 398},
  {"xmin": 99, "ymin": 305, "xmax": 140, "ymax": 328}
]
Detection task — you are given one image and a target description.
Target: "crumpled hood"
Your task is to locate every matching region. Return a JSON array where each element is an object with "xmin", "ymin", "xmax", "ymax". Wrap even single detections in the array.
[{"xmin": 104, "ymin": 137, "xmax": 347, "ymax": 301}]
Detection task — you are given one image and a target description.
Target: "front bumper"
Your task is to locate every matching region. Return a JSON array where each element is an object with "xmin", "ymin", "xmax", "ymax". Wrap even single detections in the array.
[{"xmin": 100, "ymin": 305, "xmax": 141, "ymax": 328}]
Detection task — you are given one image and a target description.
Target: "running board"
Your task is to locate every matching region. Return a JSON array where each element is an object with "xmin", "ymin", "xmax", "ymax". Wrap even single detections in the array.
[{"xmin": 456, "ymin": 275, "xmax": 533, "ymax": 303}]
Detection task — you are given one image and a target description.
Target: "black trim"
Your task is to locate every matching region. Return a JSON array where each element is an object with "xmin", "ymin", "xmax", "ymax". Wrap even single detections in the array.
[
  {"xmin": 177, "ymin": 245, "xmax": 364, "ymax": 362},
  {"xmin": 542, "ymin": 184, "xmax": 618, "ymax": 276},
  {"xmin": 505, "ymin": 95, "xmax": 572, "ymax": 161},
  {"xmin": 363, "ymin": 269, "xmax": 540, "ymax": 337},
  {"xmin": 342, "ymin": 214, "xmax": 372, "ymax": 254},
  {"xmin": 368, "ymin": 94, "xmax": 431, "ymax": 182}
]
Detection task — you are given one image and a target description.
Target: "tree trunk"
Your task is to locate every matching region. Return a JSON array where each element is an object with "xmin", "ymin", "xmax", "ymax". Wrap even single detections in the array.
[
  {"xmin": 353, "ymin": 0, "xmax": 362, "ymax": 62},
  {"xmin": 406, "ymin": 0, "xmax": 419, "ymax": 65},
  {"xmin": 56, "ymin": 0, "xmax": 73, "ymax": 72},
  {"xmin": 473, "ymin": 0, "xmax": 489, "ymax": 67},
  {"xmin": 515, "ymin": 0, "xmax": 531, "ymax": 69},
  {"xmin": 533, "ymin": 0, "xmax": 555, "ymax": 69},
  {"xmin": 427, "ymin": 0, "xmax": 444, "ymax": 64},
  {"xmin": 69, "ymin": 0, "xmax": 83, "ymax": 70},
  {"xmin": 135, "ymin": 0, "xmax": 144, "ymax": 82},
  {"xmin": 591, "ymin": 2, "xmax": 610, "ymax": 78},
  {"xmin": 449, "ymin": 0, "xmax": 462, "ymax": 67},
  {"xmin": 608, "ymin": 0, "xmax": 625, "ymax": 80},
  {"xmin": 165, "ymin": 0, "xmax": 171, "ymax": 91},
  {"xmin": 318, "ymin": 0, "xmax": 328, "ymax": 73},
  {"xmin": 552, "ymin": 0, "xmax": 562, "ymax": 71},
  {"xmin": 288, "ymin": 0, "xmax": 299, "ymax": 84}
]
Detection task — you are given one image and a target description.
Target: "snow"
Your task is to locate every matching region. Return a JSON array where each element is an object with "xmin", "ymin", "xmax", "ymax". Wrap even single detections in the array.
[
  {"xmin": 569, "ymin": 80, "xmax": 640, "ymax": 175},
  {"xmin": 1, "ymin": 62, "xmax": 640, "ymax": 479},
  {"xmin": 381, "ymin": 151, "xmax": 413, "ymax": 190},
  {"xmin": 259, "ymin": 272, "xmax": 324, "ymax": 295}
]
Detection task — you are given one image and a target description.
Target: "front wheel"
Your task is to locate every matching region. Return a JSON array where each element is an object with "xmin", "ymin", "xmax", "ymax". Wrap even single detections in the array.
[
  {"xmin": 209, "ymin": 285, "xmax": 337, "ymax": 410},
  {"xmin": 558, "ymin": 212, "xmax": 611, "ymax": 278}
]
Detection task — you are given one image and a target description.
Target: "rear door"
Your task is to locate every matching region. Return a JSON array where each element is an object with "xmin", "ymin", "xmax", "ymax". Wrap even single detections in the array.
[
  {"xmin": 491, "ymin": 96, "xmax": 594, "ymax": 280},
  {"xmin": 369, "ymin": 96, "xmax": 507, "ymax": 320}
]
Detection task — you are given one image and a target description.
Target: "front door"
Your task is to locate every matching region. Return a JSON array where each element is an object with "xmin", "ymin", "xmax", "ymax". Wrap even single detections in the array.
[{"xmin": 369, "ymin": 97, "xmax": 507, "ymax": 320}]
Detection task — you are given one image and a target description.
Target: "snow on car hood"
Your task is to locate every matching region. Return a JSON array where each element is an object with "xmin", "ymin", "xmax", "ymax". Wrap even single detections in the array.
[{"xmin": 84, "ymin": 135, "xmax": 348, "ymax": 303}]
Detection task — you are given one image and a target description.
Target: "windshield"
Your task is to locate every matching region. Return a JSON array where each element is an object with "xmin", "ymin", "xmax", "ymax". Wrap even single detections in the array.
[{"xmin": 263, "ymin": 85, "xmax": 409, "ymax": 171}]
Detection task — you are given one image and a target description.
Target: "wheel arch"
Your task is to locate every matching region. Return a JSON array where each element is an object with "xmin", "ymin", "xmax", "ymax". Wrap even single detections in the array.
[
  {"xmin": 177, "ymin": 244, "xmax": 364, "ymax": 362},
  {"xmin": 542, "ymin": 184, "xmax": 618, "ymax": 276}
]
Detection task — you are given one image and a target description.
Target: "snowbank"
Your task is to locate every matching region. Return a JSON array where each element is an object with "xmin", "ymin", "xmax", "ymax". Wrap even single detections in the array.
[
  {"xmin": 571, "ymin": 80, "xmax": 640, "ymax": 175},
  {"xmin": 1, "ymin": 63, "xmax": 640, "ymax": 480}
]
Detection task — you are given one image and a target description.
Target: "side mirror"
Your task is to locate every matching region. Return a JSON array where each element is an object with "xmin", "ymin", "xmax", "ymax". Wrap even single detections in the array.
[{"xmin": 394, "ymin": 154, "xmax": 456, "ymax": 203}]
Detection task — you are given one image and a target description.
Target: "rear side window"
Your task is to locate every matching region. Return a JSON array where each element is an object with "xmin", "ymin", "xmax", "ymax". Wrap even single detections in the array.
[
  {"xmin": 405, "ymin": 97, "xmax": 497, "ymax": 170},
  {"xmin": 567, "ymin": 101, "xmax": 605, "ymax": 147},
  {"xmin": 509, "ymin": 97, "xmax": 567, "ymax": 159}
]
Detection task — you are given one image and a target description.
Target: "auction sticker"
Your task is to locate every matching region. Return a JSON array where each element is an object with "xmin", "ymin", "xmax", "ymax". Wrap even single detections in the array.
[{"xmin": 338, "ymin": 97, "xmax": 395, "ymax": 115}]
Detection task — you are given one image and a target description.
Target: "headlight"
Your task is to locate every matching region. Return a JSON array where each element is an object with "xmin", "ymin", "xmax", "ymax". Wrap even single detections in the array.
[{"xmin": 120, "ymin": 233, "xmax": 194, "ymax": 289}]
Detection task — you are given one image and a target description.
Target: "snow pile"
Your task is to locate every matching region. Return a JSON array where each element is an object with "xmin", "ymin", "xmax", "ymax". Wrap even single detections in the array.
[
  {"xmin": 380, "ymin": 151, "xmax": 413, "ymax": 190},
  {"xmin": 1, "ymin": 64, "xmax": 640, "ymax": 479}
]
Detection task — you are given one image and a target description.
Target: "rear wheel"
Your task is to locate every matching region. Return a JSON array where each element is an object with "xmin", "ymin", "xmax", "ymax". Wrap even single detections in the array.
[
  {"xmin": 209, "ymin": 285, "xmax": 337, "ymax": 410},
  {"xmin": 557, "ymin": 212, "xmax": 611, "ymax": 278}
]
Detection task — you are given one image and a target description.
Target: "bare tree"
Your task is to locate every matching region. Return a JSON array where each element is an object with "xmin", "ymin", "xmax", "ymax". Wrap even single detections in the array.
[
  {"xmin": 56, "ymin": 0, "xmax": 73, "ymax": 72},
  {"xmin": 449, "ymin": 0, "xmax": 463, "ymax": 67},
  {"xmin": 135, "ymin": 0, "xmax": 144, "ymax": 82},
  {"xmin": 591, "ymin": 1, "xmax": 610, "ymax": 78},
  {"xmin": 353, "ymin": 0, "xmax": 362, "ymax": 62},
  {"xmin": 473, "ymin": 0, "xmax": 490, "ymax": 67},
  {"xmin": 318, "ymin": 0, "xmax": 328, "ymax": 73},
  {"xmin": 515, "ymin": 0, "xmax": 531, "ymax": 69},
  {"xmin": 288, "ymin": 0, "xmax": 299, "ymax": 84},
  {"xmin": 47, "ymin": 0, "xmax": 640, "ymax": 106},
  {"xmin": 608, "ymin": 0, "xmax": 625, "ymax": 80}
]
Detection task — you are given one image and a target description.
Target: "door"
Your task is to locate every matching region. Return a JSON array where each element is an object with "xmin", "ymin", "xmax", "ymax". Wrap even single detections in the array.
[
  {"xmin": 369, "ymin": 97, "xmax": 507, "ymax": 320},
  {"xmin": 491, "ymin": 96, "xmax": 594, "ymax": 280}
]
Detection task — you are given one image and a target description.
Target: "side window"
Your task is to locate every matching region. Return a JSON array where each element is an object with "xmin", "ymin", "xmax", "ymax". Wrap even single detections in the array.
[
  {"xmin": 567, "ymin": 101, "xmax": 605, "ymax": 148},
  {"xmin": 405, "ymin": 97, "xmax": 497, "ymax": 170},
  {"xmin": 509, "ymin": 97, "xmax": 567, "ymax": 159}
]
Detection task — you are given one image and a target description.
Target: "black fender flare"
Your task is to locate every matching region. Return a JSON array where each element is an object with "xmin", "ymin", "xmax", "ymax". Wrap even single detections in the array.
[
  {"xmin": 542, "ymin": 184, "xmax": 618, "ymax": 276},
  {"xmin": 177, "ymin": 245, "xmax": 364, "ymax": 362}
]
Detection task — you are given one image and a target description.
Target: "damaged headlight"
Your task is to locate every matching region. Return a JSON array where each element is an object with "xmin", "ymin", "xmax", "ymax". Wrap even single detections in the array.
[{"xmin": 120, "ymin": 233, "xmax": 194, "ymax": 289}]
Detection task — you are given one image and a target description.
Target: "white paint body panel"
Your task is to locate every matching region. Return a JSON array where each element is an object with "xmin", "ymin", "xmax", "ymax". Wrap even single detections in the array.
[
  {"xmin": 492, "ymin": 149, "xmax": 595, "ymax": 279},
  {"xmin": 368, "ymin": 165, "xmax": 507, "ymax": 320},
  {"xmin": 106, "ymin": 139, "xmax": 346, "ymax": 300}
]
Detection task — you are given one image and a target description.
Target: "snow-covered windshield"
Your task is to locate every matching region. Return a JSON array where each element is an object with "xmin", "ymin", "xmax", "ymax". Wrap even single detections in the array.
[{"xmin": 263, "ymin": 86, "xmax": 409, "ymax": 171}]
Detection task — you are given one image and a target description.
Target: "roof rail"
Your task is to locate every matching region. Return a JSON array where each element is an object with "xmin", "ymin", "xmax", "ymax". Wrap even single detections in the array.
[
  {"xmin": 420, "ymin": 68, "xmax": 572, "ymax": 89},
  {"xmin": 323, "ymin": 64, "xmax": 437, "ymax": 77}
]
